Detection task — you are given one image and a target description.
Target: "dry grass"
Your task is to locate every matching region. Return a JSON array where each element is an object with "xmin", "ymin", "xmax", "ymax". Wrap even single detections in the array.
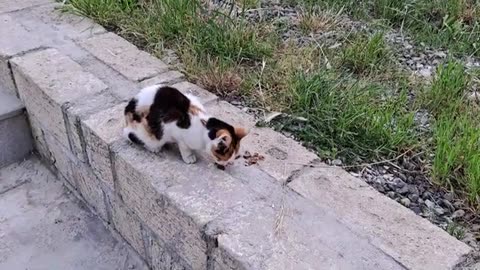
[{"xmin": 297, "ymin": 8, "xmax": 342, "ymax": 34}]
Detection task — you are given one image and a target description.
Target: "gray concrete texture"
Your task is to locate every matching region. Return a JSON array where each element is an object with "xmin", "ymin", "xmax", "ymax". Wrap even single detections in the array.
[
  {"xmin": 0, "ymin": 1, "xmax": 474, "ymax": 269},
  {"xmin": 0, "ymin": 158, "xmax": 148, "ymax": 270},
  {"xmin": 0, "ymin": 89, "xmax": 33, "ymax": 167}
]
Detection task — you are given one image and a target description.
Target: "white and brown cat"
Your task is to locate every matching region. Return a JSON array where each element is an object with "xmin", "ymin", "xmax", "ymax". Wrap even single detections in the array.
[{"xmin": 123, "ymin": 84, "xmax": 248, "ymax": 169}]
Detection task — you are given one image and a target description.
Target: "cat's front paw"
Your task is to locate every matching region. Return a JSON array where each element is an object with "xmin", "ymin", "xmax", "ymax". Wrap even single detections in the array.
[
  {"xmin": 182, "ymin": 153, "xmax": 197, "ymax": 164},
  {"xmin": 146, "ymin": 146, "xmax": 162, "ymax": 153}
]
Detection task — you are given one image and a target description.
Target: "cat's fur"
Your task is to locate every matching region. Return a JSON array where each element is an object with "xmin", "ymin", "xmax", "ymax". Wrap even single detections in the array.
[{"xmin": 123, "ymin": 85, "xmax": 248, "ymax": 166}]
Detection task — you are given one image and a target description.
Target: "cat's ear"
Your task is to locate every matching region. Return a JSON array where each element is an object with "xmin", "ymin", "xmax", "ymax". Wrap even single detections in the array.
[{"xmin": 234, "ymin": 127, "xmax": 249, "ymax": 140}]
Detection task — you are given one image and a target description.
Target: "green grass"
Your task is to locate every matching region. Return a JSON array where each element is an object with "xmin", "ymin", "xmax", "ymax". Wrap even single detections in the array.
[
  {"xmin": 291, "ymin": 0, "xmax": 480, "ymax": 57},
  {"xmin": 424, "ymin": 60, "xmax": 480, "ymax": 202},
  {"xmin": 421, "ymin": 60, "xmax": 467, "ymax": 115},
  {"xmin": 341, "ymin": 32, "xmax": 392, "ymax": 75},
  {"xmin": 278, "ymin": 71, "xmax": 416, "ymax": 162},
  {"xmin": 67, "ymin": 0, "xmax": 273, "ymax": 63}
]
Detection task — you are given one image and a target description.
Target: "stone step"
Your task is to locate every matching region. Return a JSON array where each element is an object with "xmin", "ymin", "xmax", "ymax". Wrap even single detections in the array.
[
  {"xmin": 0, "ymin": 157, "xmax": 148, "ymax": 270},
  {"xmin": 1, "ymin": 2, "xmax": 474, "ymax": 269},
  {"xmin": 0, "ymin": 87, "xmax": 33, "ymax": 168}
]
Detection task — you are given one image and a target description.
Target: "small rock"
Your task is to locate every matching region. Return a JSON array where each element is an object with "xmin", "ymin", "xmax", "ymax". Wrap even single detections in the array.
[
  {"xmin": 332, "ymin": 159, "xmax": 342, "ymax": 166},
  {"xmin": 408, "ymin": 193, "xmax": 419, "ymax": 202},
  {"xmin": 375, "ymin": 177, "xmax": 385, "ymax": 185},
  {"xmin": 434, "ymin": 51, "xmax": 447, "ymax": 58},
  {"xmin": 400, "ymin": 198, "xmax": 411, "ymax": 207},
  {"xmin": 398, "ymin": 185, "xmax": 410, "ymax": 195},
  {"xmin": 452, "ymin": 209, "xmax": 465, "ymax": 219},
  {"xmin": 425, "ymin": 199, "xmax": 435, "ymax": 208},
  {"xmin": 468, "ymin": 91, "xmax": 479, "ymax": 102},
  {"xmin": 453, "ymin": 201, "xmax": 463, "ymax": 209},
  {"xmin": 411, "ymin": 206, "xmax": 421, "ymax": 214},
  {"xmin": 397, "ymin": 173, "xmax": 407, "ymax": 181},
  {"xmin": 387, "ymin": 191, "xmax": 395, "ymax": 199},
  {"xmin": 434, "ymin": 207, "xmax": 445, "ymax": 215},
  {"xmin": 422, "ymin": 191, "xmax": 432, "ymax": 200},
  {"xmin": 441, "ymin": 199, "xmax": 455, "ymax": 213},
  {"xmin": 417, "ymin": 68, "xmax": 432, "ymax": 78},
  {"xmin": 394, "ymin": 178, "xmax": 405, "ymax": 188},
  {"xmin": 376, "ymin": 185, "xmax": 385, "ymax": 193},
  {"xmin": 128, "ymin": 265, "xmax": 135, "ymax": 270}
]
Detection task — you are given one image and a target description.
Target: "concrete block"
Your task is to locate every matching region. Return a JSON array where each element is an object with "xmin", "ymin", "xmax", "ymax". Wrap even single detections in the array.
[
  {"xmin": 43, "ymin": 130, "xmax": 77, "ymax": 188},
  {"xmin": 0, "ymin": 0, "xmax": 50, "ymax": 14},
  {"xmin": 74, "ymin": 54, "xmax": 139, "ymax": 102},
  {"xmin": 112, "ymin": 141, "xmax": 267, "ymax": 270},
  {"xmin": 139, "ymin": 70, "xmax": 185, "ymax": 88},
  {"xmin": 143, "ymin": 229, "xmax": 192, "ymax": 270},
  {"xmin": 204, "ymin": 100, "xmax": 256, "ymax": 129},
  {"xmin": 63, "ymin": 92, "xmax": 120, "ymax": 162},
  {"xmin": 10, "ymin": 48, "xmax": 107, "ymax": 148},
  {"xmin": 172, "ymin": 81, "xmax": 218, "ymax": 105},
  {"xmin": 27, "ymin": 4, "xmax": 106, "ymax": 40},
  {"xmin": 81, "ymin": 103, "xmax": 126, "ymax": 190},
  {"xmin": 79, "ymin": 32, "xmax": 169, "ymax": 82},
  {"xmin": 74, "ymin": 161, "xmax": 110, "ymax": 222},
  {"xmin": 0, "ymin": 15, "xmax": 44, "ymax": 96},
  {"xmin": 110, "ymin": 195, "xmax": 146, "ymax": 258},
  {"xmin": 207, "ymin": 190, "xmax": 405, "ymax": 270},
  {"xmin": 0, "ymin": 61, "xmax": 16, "ymax": 97},
  {"xmin": 288, "ymin": 166, "xmax": 472, "ymax": 270},
  {"xmin": 27, "ymin": 113, "xmax": 50, "ymax": 162},
  {"xmin": 242, "ymin": 127, "xmax": 317, "ymax": 183}
]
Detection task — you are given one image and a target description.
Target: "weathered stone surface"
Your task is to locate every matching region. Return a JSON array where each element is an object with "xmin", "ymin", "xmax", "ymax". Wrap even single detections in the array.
[
  {"xmin": 172, "ymin": 81, "xmax": 218, "ymax": 104},
  {"xmin": 288, "ymin": 166, "xmax": 472, "ymax": 270},
  {"xmin": 74, "ymin": 161, "xmax": 110, "ymax": 222},
  {"xmin": 42, "ymin": 130, "xmax": 77, "ymax": 188},
  {"xmin": 27, "ymin": 113, "xmax": 49, "ymax": 161},
  {"xmin": 26, "ymin": 4, "xmax": 106, "ymax": 40},
  {"xmin": 207, "ymin": 189, "xmax": 404, "ymax": 270},
  {"xmin": 142, "ymin": 226, "xmax": 193, "ymax": 270},
  {"xmin": 74, "ymin": 54, "xmax": 139, "ymax": 102},
  {"xmin": 242, "ymin": 127, "xmax": 317, "ymax": 182},
  {"xmin": 112, "ymin": 141, "xmax": 265, "ymax": 270},
  {"xmin": 205, "ymin": 100, "xmax": 255, "ymax": 129},
  {"xmin": 79, "ymin": 32, "xmax": 168, "ymax": 81},
  {"xmin": 0, "ymin": 15, "xmax": 44, "ymax": 95},
  {"xmin": 82, "ymin": 102, "xmax": 126, "ymax": 190},
  {"xmin": 11, "ymin": 48, "xmax": 107, "ymax": 148},
  {"xmin": 110, "ymin": 195, "xmax": 146, "ymax": 258},
  {"xmin": 64, "ymin": 92, "xmax": 120, "ymax": 162},
  {"xmin": 140, "ymin": 70, "xmax": 185, "ymax": 88},
  {"xmin": 0, "ymin": 0, "xmax": 50, "ymax": 14}
]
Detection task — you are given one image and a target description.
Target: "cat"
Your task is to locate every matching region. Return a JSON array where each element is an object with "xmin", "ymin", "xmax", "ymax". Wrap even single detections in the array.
[{"xmin": 123, "ymin": 84, "xmax": 248, "ymax": 168}]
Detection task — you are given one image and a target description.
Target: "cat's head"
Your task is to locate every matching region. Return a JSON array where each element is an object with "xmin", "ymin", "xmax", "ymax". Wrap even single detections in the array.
[{"xmin": 203, "ymin": 117, "xmax": 249, "ymax": 167}]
